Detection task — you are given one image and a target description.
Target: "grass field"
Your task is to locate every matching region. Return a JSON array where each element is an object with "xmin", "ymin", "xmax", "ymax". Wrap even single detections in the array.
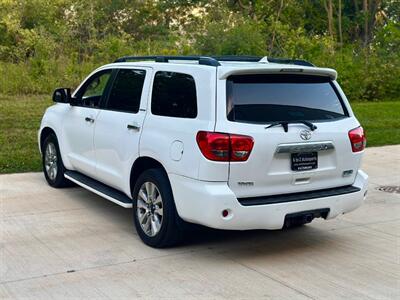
[
  {"xmin": 0, "ymin": 94, "xmax": 399, "ymax": 173},
  {"xmin": 0, "ymin": 95, "xmax": 52, "ymax": 173}
]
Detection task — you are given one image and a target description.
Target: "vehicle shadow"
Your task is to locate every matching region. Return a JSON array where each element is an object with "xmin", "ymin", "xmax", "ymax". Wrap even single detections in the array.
[
  {"xmin": 70, "ymin": 186, "xmax": 338, "ymax": 256},
  {"xmin": 182, "ymin": 224, "xmax": 335, "ymax": 254}
]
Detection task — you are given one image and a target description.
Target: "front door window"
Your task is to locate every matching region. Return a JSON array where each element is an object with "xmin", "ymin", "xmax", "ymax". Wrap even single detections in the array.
[{"xmin": 76, "ymin": 70, "xmax": 112, "ymax": 108}]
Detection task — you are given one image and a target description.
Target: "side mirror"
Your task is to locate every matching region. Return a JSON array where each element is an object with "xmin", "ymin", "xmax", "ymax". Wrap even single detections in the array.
[{"xmin": 52, "ymin": 88, "xmax": 71, "ymax": 103}]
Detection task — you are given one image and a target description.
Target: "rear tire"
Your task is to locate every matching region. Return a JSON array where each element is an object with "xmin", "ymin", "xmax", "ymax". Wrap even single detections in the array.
[
  {"xmin": 132, "ymin": 168, "xmax": 183, "ymax": 248},
  {"xmin": 42, "ymin": 133, "xmax": 71, "ymax": 188}
]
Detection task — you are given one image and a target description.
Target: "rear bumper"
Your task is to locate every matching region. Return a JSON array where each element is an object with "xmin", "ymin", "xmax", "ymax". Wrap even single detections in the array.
[{"xmin": 169, "ymin": 170, "xmax": 368, "ymax": 230}]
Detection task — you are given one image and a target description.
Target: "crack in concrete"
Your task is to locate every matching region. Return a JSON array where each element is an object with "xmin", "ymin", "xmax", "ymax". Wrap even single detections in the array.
[
  {"xmin": 0, "ymin": 248, "xmax": 200, "ymax": 285},
  {"xmin": 2, "ymin": 207, "xmax": 86, "ymax": 219}
]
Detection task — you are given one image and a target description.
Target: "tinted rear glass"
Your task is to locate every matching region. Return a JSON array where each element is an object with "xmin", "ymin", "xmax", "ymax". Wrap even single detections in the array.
[
  {"xmin": 151, "ymin": 71, "xmax": 197, "ymax": 118},
  {"xmin": 226, "ymin": 74, "xmax": 347, "ymax": 123}
]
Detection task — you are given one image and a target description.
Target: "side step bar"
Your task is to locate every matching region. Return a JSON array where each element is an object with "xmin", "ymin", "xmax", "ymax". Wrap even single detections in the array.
[{"xmin": 64, "ymin": 171, "xmax": 132, "ymax": 208}]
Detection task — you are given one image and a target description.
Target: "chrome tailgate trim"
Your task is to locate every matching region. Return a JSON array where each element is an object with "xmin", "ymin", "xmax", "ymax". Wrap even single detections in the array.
[{"xmin": 276, "ymin": 141, "xmax": 334, "ymax": 154}]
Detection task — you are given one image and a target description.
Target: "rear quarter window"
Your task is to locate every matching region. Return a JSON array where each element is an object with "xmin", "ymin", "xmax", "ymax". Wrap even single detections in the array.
[
  {"xmin": 151, "ymin": 71, "xmax": 197, "ymax": 118},
  {"xmin": 226, "ymin": 74, "xmax": 348, "ymax": 123}
]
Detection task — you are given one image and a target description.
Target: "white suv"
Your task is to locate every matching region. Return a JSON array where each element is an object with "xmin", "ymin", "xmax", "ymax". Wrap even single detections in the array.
[{"xmin": 39, "ymin": 55, "xmax": 368, "ymax": 247}]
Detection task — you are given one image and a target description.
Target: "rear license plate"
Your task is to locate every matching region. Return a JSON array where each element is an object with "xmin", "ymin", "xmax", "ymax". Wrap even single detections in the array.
[{"xmin": 291, "ymin": 152, "xmax": 318, "ymax": 171}]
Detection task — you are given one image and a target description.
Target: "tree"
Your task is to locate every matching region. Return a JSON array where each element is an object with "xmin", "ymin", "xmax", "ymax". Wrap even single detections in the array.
[
  {"xmin": 338, "ymin": 0, "xmax": 343, "ymax": 46},
  {"xmin": 324, "ymin": 0, "xmax": 335, "ymax": 39}
]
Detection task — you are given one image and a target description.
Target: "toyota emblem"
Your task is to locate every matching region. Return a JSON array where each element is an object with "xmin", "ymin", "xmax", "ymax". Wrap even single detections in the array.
[{"xmin": 300, "ymin": 130, "xmax": 312, "ymax": 140}]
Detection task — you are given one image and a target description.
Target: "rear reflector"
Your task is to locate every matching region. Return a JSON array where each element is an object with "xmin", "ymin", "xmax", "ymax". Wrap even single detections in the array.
[
  {"xmin": 196, "ymin": 131, "xmax": 254, "ymax": 162},
  {"xmin": 348, "ymin": 126, "xmax": 366, "ymax": 152}
]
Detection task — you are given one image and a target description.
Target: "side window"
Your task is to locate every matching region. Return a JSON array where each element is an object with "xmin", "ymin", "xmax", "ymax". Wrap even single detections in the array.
[
  {"xmin": 106, "ymin": 69, "xmax": 146, "ymax": 113},
  {"xmin": 77, "ymin": 70, "xmax": 111, "ymax": 108},
  {"xmin": 151, "ymin": 71, "xmax": 197, "ymax": 118}
]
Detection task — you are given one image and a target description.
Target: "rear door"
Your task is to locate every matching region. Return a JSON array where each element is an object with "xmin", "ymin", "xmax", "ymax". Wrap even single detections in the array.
[
  {"xmin": 93, "ymin": 67, "xmax": 151, "ymax": 192},
  {"xmin": 215, "ymin": 73, "xmax": 362, "ymax": 198}
]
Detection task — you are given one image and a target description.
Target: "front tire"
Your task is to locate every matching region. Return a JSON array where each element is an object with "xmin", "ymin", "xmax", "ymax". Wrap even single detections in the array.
[
  {"xmin": 132, "ymin": 168, "xmax": 183, "ymax": 248},
  {"xmin": 42, "ymin": 133, "xmax": 71, "ymax": 188}
]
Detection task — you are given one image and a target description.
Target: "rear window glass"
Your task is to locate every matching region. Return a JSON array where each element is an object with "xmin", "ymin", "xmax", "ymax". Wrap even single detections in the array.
[{"xmin": 226, "ymin": 74, "xmax": 348, "ymax": 123}]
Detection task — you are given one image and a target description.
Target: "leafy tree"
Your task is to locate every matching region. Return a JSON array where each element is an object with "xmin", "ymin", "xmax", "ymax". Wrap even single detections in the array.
[{"xmin": 0, "ymin": 0, "xmax": 398, "ymax": 100}]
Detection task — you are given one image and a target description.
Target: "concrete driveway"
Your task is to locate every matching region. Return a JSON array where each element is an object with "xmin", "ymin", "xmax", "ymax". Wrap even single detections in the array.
[{"xmin": 1, "ymin": 146, "xmax": 399, "ymax": 299}]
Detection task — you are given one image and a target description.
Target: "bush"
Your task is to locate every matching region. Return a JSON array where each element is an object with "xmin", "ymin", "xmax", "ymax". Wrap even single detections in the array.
[{"xmin": 0, "ymin": 1, "xmax": 398, "ymax": 101}]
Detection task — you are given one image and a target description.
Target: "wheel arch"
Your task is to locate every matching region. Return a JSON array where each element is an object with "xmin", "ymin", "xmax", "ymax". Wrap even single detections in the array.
[
  {"xmin": 39, "ymin": 127, "xmax": 57, "ymax": 152},
  {"xmin": 129, "ymin": 156, "xmax": 170, "ymax": 196}
]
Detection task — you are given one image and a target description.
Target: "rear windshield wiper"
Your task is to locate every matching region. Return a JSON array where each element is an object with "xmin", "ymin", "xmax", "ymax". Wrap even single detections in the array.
[{"xmin": 265, "ymin": 121, "xmax": 317, "ymax": 132}]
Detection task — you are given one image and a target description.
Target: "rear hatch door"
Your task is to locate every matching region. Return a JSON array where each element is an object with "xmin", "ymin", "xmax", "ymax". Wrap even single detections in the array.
[{"xmin": 215, "ymin": 72, "xmax": 362, "ymax": 199}]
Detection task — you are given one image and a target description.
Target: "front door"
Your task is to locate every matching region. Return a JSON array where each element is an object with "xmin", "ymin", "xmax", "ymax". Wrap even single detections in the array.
[
  {"xmin": 62, "ymin": 69, "xmax": 112, "ymax": 177},
  {"xmin": 93, "ymin": 67, "xmax": 152, "ymax": 192}
]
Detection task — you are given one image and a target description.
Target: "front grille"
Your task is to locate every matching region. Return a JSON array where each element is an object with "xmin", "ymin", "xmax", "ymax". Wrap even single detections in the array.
[{"xmin": 238, "ymin": 185, "xmax": 361, "ymax": 206}]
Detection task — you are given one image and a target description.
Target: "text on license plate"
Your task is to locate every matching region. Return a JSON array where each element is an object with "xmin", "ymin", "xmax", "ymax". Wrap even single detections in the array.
[{"xmin": 291, "ymin": 152, "xmax": 318, "ymax": 171}]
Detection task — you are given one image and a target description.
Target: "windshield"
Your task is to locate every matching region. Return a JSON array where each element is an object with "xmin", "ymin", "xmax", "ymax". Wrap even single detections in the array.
[{"xmin": 226, "ymin": 74, "xmax": 348, "ymax": 123}]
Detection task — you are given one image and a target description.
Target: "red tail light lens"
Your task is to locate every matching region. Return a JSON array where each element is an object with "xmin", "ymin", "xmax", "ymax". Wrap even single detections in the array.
[
  {"xmin": 348, "ymin": 126, "xmax": 366, "ymax": 152},
  {"xmin": 196, "ymin": 131, "xmax": 230, "ymax": 161},
  {"xmin": 196, "ymin": 131, "xmax": 254, "ymax": 162},
  {"xmin": 229, "ymin": 134, "xmax": 254, "ymax": 161}
]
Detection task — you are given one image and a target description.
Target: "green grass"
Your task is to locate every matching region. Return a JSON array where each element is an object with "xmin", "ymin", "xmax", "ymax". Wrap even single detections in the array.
[
  {"xmin": 351, "ymin": 101, "xmax": 400, "ymax": 147},
  {"xmin": 0, "ymin": 94, "xmax": 51, "ymax": 173},
  {"xmin": 0, "ymin": 95, "xmax": 399, "ymax": 174}
]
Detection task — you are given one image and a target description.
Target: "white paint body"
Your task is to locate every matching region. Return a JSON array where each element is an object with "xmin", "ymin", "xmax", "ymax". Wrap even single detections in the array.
[{"xmin": 39, "ymin": 60, "xmax": 368, "ymax": 230}]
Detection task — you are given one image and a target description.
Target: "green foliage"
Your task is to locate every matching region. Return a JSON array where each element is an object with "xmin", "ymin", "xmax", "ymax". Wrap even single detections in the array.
[
  {"xmin": 0, "ymin": 0, "xmax": 399, "ymax": 101},
  {"xmin": 195, "ymin": 18, "xmax": 265, "ymax": 55}
]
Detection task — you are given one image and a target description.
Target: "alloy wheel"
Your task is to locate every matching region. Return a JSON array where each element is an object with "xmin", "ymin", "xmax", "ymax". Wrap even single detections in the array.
[
  {"xmin": 44, "ymin": 142, "xmax": 58, "ymax": 181},
  {"xmin": 136, "ymin": 182, "xmax": 164, "ymax": 237}
]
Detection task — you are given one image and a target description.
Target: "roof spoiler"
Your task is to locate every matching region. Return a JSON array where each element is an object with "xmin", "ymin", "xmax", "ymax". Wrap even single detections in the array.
[{"xmin": 219, "ymin": 66, "xmax": 337, "ymax": 80}]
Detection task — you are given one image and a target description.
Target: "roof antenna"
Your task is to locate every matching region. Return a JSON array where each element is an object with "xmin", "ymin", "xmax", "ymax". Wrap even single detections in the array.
[{"xmin": 259, "ymin": 56, "xmax": 269, "ymax": 63}]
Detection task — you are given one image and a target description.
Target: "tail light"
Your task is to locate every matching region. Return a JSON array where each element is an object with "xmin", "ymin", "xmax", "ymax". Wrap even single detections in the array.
[
  {"xmin": 196, "ymin": 131, "xmax": 254, "ymax": 162},
  {"xmin": 348, "ymin": 126, "xmax": 366, "ymax": 152},
  {"xmin": 229, "ymin": 134, "xmax": 254, "ymax": 161},
  {"xmin": 196, "ymin": 131, "xmax": 230, "ymax": 161}
]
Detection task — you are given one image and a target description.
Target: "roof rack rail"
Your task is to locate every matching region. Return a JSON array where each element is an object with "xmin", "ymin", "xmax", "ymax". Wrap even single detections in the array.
[
  {"xmin": 114, "ymin": 55, "xmax": 221, "ymax": 66},
  {"xmin": 212, "ymin": 55, "xmax": 262, "ymax": 62},
  {"xmin": 213, "ymin": 55, "xmax": 314, "ymax": 66},
  {"xmin": 113, "ymin": 55, "xmax": 314, "ymax": 67}
]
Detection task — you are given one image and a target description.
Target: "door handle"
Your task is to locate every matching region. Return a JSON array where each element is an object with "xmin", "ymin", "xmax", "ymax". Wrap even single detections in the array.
[
  {"xmin": 85, "ymin": 117, "xmax": 95, "ymax": 123},
  {"xmin": 127, "ymin": 123, "xmax": 140, "ymax": 131}
]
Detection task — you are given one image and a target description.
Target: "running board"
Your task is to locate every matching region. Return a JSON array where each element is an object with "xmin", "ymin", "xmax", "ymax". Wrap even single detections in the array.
[{"xmin": 64, "ymin": 171, "xmax": 132, "ymax": 208}]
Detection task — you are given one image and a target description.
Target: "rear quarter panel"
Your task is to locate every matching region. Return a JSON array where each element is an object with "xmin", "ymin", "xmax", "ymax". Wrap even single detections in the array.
[{"xmin": 139, "ymin": 64, "xmax": 229, "ymax": 181}]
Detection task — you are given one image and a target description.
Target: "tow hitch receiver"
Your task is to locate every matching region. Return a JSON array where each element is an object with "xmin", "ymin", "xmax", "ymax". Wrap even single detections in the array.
[{"xmin": 284, "ymin": 208, "xmax": 330, "ymax": 228}]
